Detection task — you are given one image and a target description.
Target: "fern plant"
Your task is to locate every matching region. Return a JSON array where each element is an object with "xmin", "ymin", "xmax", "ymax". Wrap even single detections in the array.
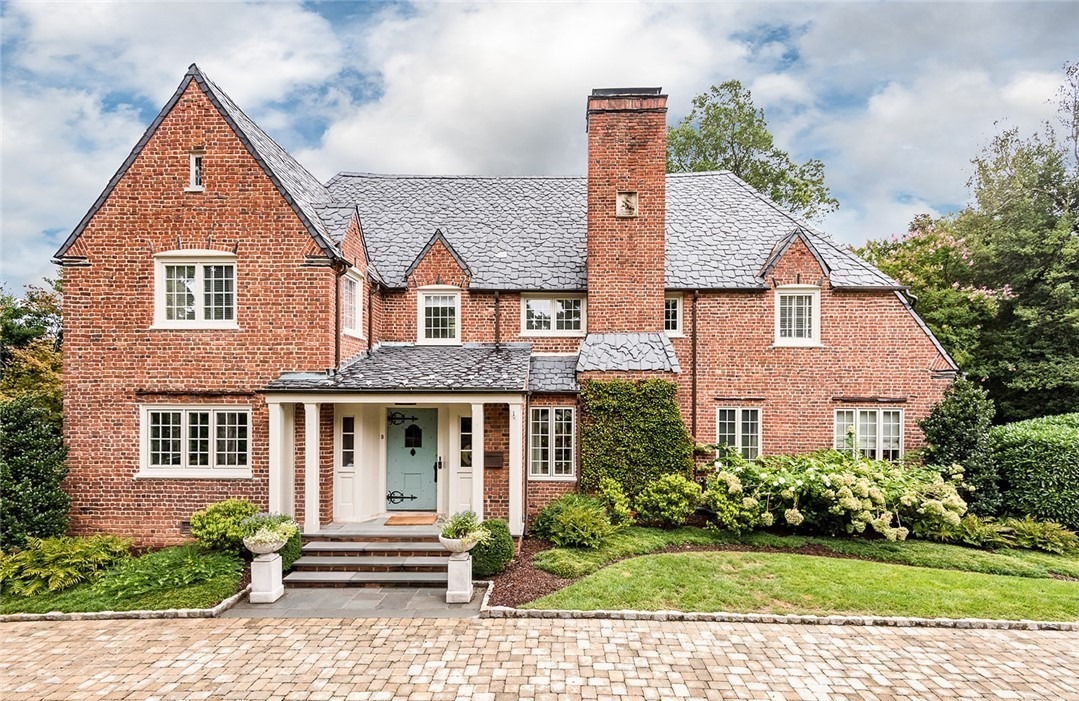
[{"xmin": 0, "ymin": 535, "xmax": 131, "ymax": 597}]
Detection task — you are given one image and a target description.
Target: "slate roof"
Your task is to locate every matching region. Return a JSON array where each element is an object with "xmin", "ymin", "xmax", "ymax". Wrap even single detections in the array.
[
  {"xmin": 529, "ymin": 355, "xmax": 580, "ymax": 393},
  {"xmin": 324, "ymin": 171, "xmax": 899, "ymax": 291},
  {"xmin": 265, "ymin": 343, "xmax": 533, "ymax": 392},
  {"xmin": 576, "ymin": 333, "xmax": 681, "ymax": 373}
]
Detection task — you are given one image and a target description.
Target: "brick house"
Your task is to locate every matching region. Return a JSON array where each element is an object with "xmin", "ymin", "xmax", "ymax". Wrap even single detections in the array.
[{"xmin": 54, "ymin": 66, "xmax": 956, "ymax": 545}]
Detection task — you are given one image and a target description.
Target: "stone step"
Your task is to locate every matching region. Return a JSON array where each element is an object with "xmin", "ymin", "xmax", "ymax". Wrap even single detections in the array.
[
  {"xmin": 283, "ymin": 570, "xmax": 448, "ymax": 588},
  {"xmin": 301, "ymin": 541, "xmax": 448, "ymax": 557},
  {"xmin": 292, "ymin": 555, "xmax": 448, "ymax": 572},
  {"xmin": 303, "ymin": 533, "xmax": 441, "ymax": 544}
]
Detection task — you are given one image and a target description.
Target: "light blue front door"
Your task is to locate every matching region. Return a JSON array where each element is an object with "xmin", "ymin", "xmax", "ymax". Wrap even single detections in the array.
[{"xmin": 386, "ymin": 408, "xmax": 438, "ymax": 511}]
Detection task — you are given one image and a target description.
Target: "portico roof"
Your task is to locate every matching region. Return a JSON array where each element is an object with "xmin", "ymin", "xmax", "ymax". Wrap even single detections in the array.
[{"xmin": 265, "ymin": 343, "xmax": 533, "ymax": 393}]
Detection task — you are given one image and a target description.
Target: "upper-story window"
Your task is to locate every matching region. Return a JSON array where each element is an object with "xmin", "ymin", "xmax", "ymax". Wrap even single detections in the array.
[
  {"xmin": 521, "ymin": 295, "xmax": 586, "ymax": 336},
  {"xmin": 153, "ymin": 251, "xmax": 238, "ymax": 329},
  {"xmin": 418, "ymin": 286, "xmax": 460, "ymax": 344},
  {"xmin": 774, "ymin": 285, "xmax": 821, "ymax": 347},
  {"xmin": 835, "ymin": 409, "xmax": 903, "ymax": 460},
  {"xmin": 664, "ymin": 294, "xmax": 683, "ymax": 336},
  {"xmin": 342, "ymin": 271, "xmax": 363, "ymax": 337},
  {"xmin": 187, "ymin": 151, "xmax": 204, "ymax": 192}
]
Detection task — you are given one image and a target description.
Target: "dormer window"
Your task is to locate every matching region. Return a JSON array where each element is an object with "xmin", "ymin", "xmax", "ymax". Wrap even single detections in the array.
[
  {"xmin": 418, "ymin": 286, "xmax": 460, "ymax": 345},
  {"xmin": 342, "ymin": 271, "xmax": 363, "ymax": 338},
  {"xmin": 153, "ymin": 251, "xmax": 238, "ymax": 329},
  {"xmin": 187, "ymin": 151, "xmax": 204, "ymax": 192},
  {"xmin": 774, "ymin": 285, "xmax": 821, "ymax": 347}
]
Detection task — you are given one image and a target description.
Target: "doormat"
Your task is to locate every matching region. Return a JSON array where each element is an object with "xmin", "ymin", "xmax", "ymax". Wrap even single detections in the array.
[{"xmin": 385, "ymin": 514, "xmax": 438, "ymax": 526}]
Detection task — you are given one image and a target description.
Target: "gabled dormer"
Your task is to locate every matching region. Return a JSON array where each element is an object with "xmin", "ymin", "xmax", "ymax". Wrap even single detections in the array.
[{"xmin": 405, "ymin": 230, "xmax": 471, "ymax": 345}]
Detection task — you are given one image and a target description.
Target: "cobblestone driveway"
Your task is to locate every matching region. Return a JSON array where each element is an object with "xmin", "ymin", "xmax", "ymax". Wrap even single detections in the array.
[{"xmin": 2, "ymin": 617, "xmax": 1077, "ymax": 700}]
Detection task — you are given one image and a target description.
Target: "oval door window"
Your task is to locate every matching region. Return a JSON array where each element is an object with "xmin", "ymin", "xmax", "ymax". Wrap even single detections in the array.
[{"xmin": 404, "ymin": 424, "xmax": 422, "ymax": 455}]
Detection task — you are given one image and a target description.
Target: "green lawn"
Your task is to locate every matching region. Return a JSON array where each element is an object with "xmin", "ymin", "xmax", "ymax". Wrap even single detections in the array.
[
  {"xmin": 532, "ymin": 526, "xmax": 1079, "ymax": 580},
  {"xmin": 0, "ymin": 574, "xmax": 241, "ymax": 615},
  {"xmin": 526, "ymin": 551, "xmax": 1079, "ymax": 620}
]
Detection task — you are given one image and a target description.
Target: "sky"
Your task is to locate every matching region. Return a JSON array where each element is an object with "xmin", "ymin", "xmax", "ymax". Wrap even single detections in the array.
[{"xmin": 2, "ymin": 1, "xmax": 1077, "ymax": 292}]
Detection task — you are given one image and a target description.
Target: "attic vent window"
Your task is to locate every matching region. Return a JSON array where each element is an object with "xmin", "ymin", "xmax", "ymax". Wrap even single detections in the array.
[
  {"xmin": 616, "ymin": 191, "xmax": 638, "ymax": 218},
  {"xmin": 187, "ymin": 152, "xmax": 204, "ymax": 192}
]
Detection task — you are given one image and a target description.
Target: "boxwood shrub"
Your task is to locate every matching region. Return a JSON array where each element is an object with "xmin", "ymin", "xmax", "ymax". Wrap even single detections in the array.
[
  {"xmin": 472, "ymin": 519, "xmax": 514, "ymax": 577},
  {"xmin": 993, "ymin": 413, "xmax": 1079, "ymax": 530}
]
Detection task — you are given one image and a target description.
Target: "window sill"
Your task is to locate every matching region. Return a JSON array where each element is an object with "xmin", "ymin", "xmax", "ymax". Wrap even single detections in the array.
[
  {"xmin": 665, "ymin": 331, "xmax": 685, "ymax": 338},
  {"xmin": 135, "ymin": 469, "xmax": 252, "ymax": 480},
  {"xmin": 772, "ymin": 341, "xmax": 822, "ymax": 349},
  {"xmin": 183, "ymin": 186, "xmax": 205, "ymax": 193},
  {"xmin": 343, "ymin": 329, "xmax": 366, "ymax": 340},
  {"xmin": 417, "ymin": 338, "xmax": 461, "ymax": 346},
  {"xmin": 150, "ymin": 323, "xmax": 241, "ymax": 331},
  {"xmin": 527, "ymin": 473, "xmax": 577, "ymax": 482},
  {"xmin": 519, "ymin": 331, "xmax": 587, "ymax": 338}
]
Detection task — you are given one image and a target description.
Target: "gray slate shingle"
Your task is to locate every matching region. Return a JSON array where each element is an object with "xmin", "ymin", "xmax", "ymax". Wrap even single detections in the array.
[
  {"xmin": 528, "ymin": 355, "xmax": 580, "ymax": 393},
  {"xmin": 265, "ymin": 343, "xmax": 532, "ymax": 392},
  {"xmin": 576, "ymin": 333, "xmax": 681, "ymax": 373},
  {"xmin": 325, "ymin": 171, "xmax": 899, "ymax": 291}
]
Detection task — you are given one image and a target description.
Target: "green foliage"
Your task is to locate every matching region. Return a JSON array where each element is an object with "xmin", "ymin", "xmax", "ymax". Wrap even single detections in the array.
[
  {"xmin": 188, "ymin": 499, "xmax": 258, "ymax": 553},
  {"xmin": 701, "ymin": 472, "xmax": 769, "ymax": 533},
  {"xmin": 531, "ymin": 493, "xmax": 615, "ymax": 548},
  {"xmin": 992, "ymin": 413, "xmax": 1079, "ymax": 529},
  {"xmin": 0, "ymin": 396, "xmax": 70, "ymax": 549},
  {"xmin": 0, "ymin": 283, "xmax": 63, "ymax": 421},
  {"xmin": 0, "ymin": 535, "xmax": 131, "ymax": 597},
  {"xmin": 472, "ymin": 519, "xmax": 514, "ymax": 578},
  {"xmin": 1001, "ymin": 516, "xmax": 1079, "ymax": 555},
  {"xmin": 593, "ymin": 477, "xmax": 634, "ymax": 526},
  {"xmin": 92, "ymin": 544, "xmax": 241, "ymax": 598},
  {"xmin": 634, "ymin": 474, "xmax": 702, "ymax": 528},
  {"xmin": 279, "ymin": 529, "xmax": 302, "ymax": 571},
  {"xmin": 913, "ymin": 514, "xmax": 1016, "ymax": 550},
  {"xmin": 666, "ymin": 80, "xmax": 838, "ymax": 220},
  {"xmin": 919, "ymin": 377, "xmax": 1000, "ymax": 514},
  {"xmin": 714, "ymin": 450, "xmax": 968, "ymax": 541},
  {"xmin": 579, "ymin": 379, "xmax": 694, "ymax": 497},
  {"xmin": 440, "ymin": 511, "xmax": 489, "ymax": 546}
]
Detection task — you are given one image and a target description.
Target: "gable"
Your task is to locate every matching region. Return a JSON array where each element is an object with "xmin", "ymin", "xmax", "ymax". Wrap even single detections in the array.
[
  {"xmin": 55, "ymin": 64, "xmax": 336, "ymax": 262},
  {"xmin": 404, "ymin": 230, "xmax": 472, "ymax": 288}
]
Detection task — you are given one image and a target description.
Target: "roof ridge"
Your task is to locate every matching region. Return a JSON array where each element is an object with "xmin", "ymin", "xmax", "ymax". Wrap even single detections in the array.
[{"xmin": 331, "ymin": 172, "xmax": 585, "ymax": 181}]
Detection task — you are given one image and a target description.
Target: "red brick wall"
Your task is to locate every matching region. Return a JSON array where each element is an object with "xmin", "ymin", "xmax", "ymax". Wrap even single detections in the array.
[
  {"xmin": 482, "ymin": 404, "xmax": 510, "ymax": 520},
  {"xmin": 668, "ymin": 238, "xmax": 952, "ymax": 453},
  {"xmin": 586, "ymin": 92, "xmax": 667, "ymax": 332},
  {"xmin": 61, "ymin": 81, "xmax": 337, "ymax": 546},
  {"xmin": 338, "ymin": 217, "xmax": 369, "ymax": 361}
]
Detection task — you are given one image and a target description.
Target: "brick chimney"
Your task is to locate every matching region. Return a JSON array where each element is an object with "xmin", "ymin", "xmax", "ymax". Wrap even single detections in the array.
[{"xmin": 586, "ymin": 87, "xmax": 668, "ymax": 332}]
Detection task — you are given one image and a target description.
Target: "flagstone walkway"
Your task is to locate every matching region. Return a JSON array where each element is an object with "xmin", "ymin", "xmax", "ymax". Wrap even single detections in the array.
[{"xmin": 2, "ymin": 617, "xmax": 1077, "ymax": 700}]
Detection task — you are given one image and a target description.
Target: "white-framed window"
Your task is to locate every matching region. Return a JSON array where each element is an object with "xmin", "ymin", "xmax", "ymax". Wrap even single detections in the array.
[
  {"xmin": 521, "ymin": 295, "xmax": 586, "ymax": 336},
  {"xmin": 774, "ymin": 285, "xmax": 821, "ymax": 347},
  {"xmin": 530, "ymin": 407, "xmax": 575, "ymax": 479},
  {"xmin": 417, "ymin": 286, "xmax": 461, "ymax": 344},
  {"xmin": 460, "ymin": 416, "xmax": 473, "ymax": 468},
  {"xmin": 187, "ymin": 152, "xmax": 204, "ymax": 192},
  {"xmin": 341, "ymin": 415, "xmax": 356, "ymax": 468},
  {"xmin": 342, "ymin": 271, "xmax": 363, "ymax": 337},
  {"xmin": 138, "ymin": 405, "xmax": 251, "ymax": 479},
  {"xmin": 664, "ymin": 294, "xmax": 683, "ymax": 336},
  {"xmin": 834, "ymin": 409, "xmax": 903, "ymax": 460},
  {"xmin": 716, "ymin": 407, "xmax": 761, "ymax": 460},
  {"xmin": 152, "ymin": 251, "xmax": 238, "ymax": 329}
]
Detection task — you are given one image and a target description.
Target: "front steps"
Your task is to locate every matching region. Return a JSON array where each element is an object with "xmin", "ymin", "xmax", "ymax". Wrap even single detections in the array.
[{"xmin": 284, "ymin": 532, "xmax": 449, "ymax": 588}]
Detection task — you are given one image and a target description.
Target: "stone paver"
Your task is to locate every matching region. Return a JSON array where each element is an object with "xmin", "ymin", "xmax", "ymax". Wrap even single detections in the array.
[
  {"xmin": 223, "ymin": 586, "xmax": 483, "ymax": 618},
  {"xmin": 2, "ymin": 617, "xmax": 1077, "ymax": 700}
]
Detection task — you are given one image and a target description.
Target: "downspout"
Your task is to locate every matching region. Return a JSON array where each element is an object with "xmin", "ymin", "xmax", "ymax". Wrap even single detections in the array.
[
  {"xmin": 494, "ymin": 291, "xmax": 502, "ymax": 347},
  {"xmin": 691, "ymin": 290, "xmax": 700, "ymax": 440},
  {"xmin": 367, "ymin": 281, "xmax": 376, "ymax": 351}
]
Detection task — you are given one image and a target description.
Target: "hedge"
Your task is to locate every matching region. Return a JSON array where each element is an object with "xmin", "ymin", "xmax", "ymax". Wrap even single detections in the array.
[
  {"xmin": 579, "ymin": 379, "xmax": 694, "ymax": 496},
  {"xmin": 992, "ymin": 413, "xmax": 1079, "ymax": 530}
]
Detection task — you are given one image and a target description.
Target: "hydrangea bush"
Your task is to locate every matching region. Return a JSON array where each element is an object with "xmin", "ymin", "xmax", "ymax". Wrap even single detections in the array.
[{"xmin": 709, "ymin": 450, "xmax": 968, "ymax": 541}]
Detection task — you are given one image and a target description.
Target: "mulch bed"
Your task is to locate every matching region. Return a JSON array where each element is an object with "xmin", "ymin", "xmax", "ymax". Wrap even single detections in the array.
[{"xmin": 488, "ymin": 538, "xmax": 868, "ymax": 608}]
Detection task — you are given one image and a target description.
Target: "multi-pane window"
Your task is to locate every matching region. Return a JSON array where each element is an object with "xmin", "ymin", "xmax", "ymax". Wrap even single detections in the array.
[
  {"xmin": 530, "ymin": 407, "xmax": 575, "ymax": 478},
  {"xmin": 523, "ymin": 297, "xmax": 585, "ymax": 334},
  {"xmin": 188, "ymin": 153, "xmax": 204, "ymax": 190},
  {"xmin": 460, "ymin": 416, "xmax": 473, "ymax": 468},
  {"xmin": 341, "ymin": 416, "xmax": 355, "ymax": 468},
  {"xmin": 716, "ymin": 408, "xmax": 761, "ymax": 460},
  {"xmin": 420, "ymin": 290, "xmax": 459, "ymax": 343},
  {"xmin": 775, "ymin": 286, "xmax": 821, "ymax": 346},
  {"xmin": 664, "ymin": 295, "xmax": 682, "ymax": 334},
  {"xmin": 835, "ymin": 409, "xmax": 903, "ymax": 460},
  {"xmin": 144, "ymin": 407, "xmax": 250, "ymax": 474},
  {"xmin": 156, "ymin": 257, "xmax": 237, "ymax": 327},
  {"xmin": 342, "ymin": 274, "xmax": 362, "ymax": 335}
]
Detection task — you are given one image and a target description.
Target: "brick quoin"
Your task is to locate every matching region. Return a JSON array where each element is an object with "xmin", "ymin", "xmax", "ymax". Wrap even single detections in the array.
[{"xmin": 58, "ymin": 72, "xmax": 954, "ymax": 545}]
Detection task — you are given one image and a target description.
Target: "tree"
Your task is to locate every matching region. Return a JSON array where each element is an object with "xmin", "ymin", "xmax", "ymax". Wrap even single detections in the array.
[
  {"xmin": 0, "ymin": 396, "xmax": 70, "ymax": 549},
  {"xmin": 0, "ymin": 281, "xmax": 63, "ymax": 420},
  {"xmin": 666, "ymin": 80, "xmax": 838, "ymax": 220}
]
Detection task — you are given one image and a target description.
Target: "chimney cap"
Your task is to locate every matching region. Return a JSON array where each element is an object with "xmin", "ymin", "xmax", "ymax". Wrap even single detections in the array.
[{"xmin": 591, "ymin": 87, "xmax": 663, "ymax": 97}]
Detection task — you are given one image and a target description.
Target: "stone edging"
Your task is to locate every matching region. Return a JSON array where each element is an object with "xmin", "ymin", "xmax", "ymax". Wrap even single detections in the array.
[
  {"xmin": 0, "ymin": 585, "xmax": 251, "ymax": 623},
  {"xmin": 479, "ymin": 600, "xmax": 1077, "ymax": 631}
]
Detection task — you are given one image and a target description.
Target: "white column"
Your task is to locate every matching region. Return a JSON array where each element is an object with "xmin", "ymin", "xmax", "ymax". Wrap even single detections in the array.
[
  {"xmin": 508, "ymin": 400, "xmax": 524, "ymax": 536},
  {"xmin": 303, "ymin": 402, "xmax": 321, "ymax": 534},
  {"xmin": 268, "ymin": 402, "xmax": 285, "ymax": 514},
  {"xmin": 471, "ymin": 403, "xmax": 485, "ymax": 519},
  {"xmin": 283, "ymin": 403, "xmax": 295, "ymax": 516}
]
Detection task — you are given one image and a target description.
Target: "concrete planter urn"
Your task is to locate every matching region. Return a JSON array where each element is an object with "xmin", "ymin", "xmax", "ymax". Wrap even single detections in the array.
[
  {"xmin": 243, "ymin": 537, "xmax": 286, "ymax": 555},
  {"xmin": 438, "ymin": 535, "xmax": 479, "ymax": 553}
]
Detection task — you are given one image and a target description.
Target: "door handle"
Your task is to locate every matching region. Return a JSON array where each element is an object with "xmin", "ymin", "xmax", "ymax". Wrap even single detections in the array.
[{"xmin": 433, "ymin": 456, "xmax": 443, "ymax": 482}]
